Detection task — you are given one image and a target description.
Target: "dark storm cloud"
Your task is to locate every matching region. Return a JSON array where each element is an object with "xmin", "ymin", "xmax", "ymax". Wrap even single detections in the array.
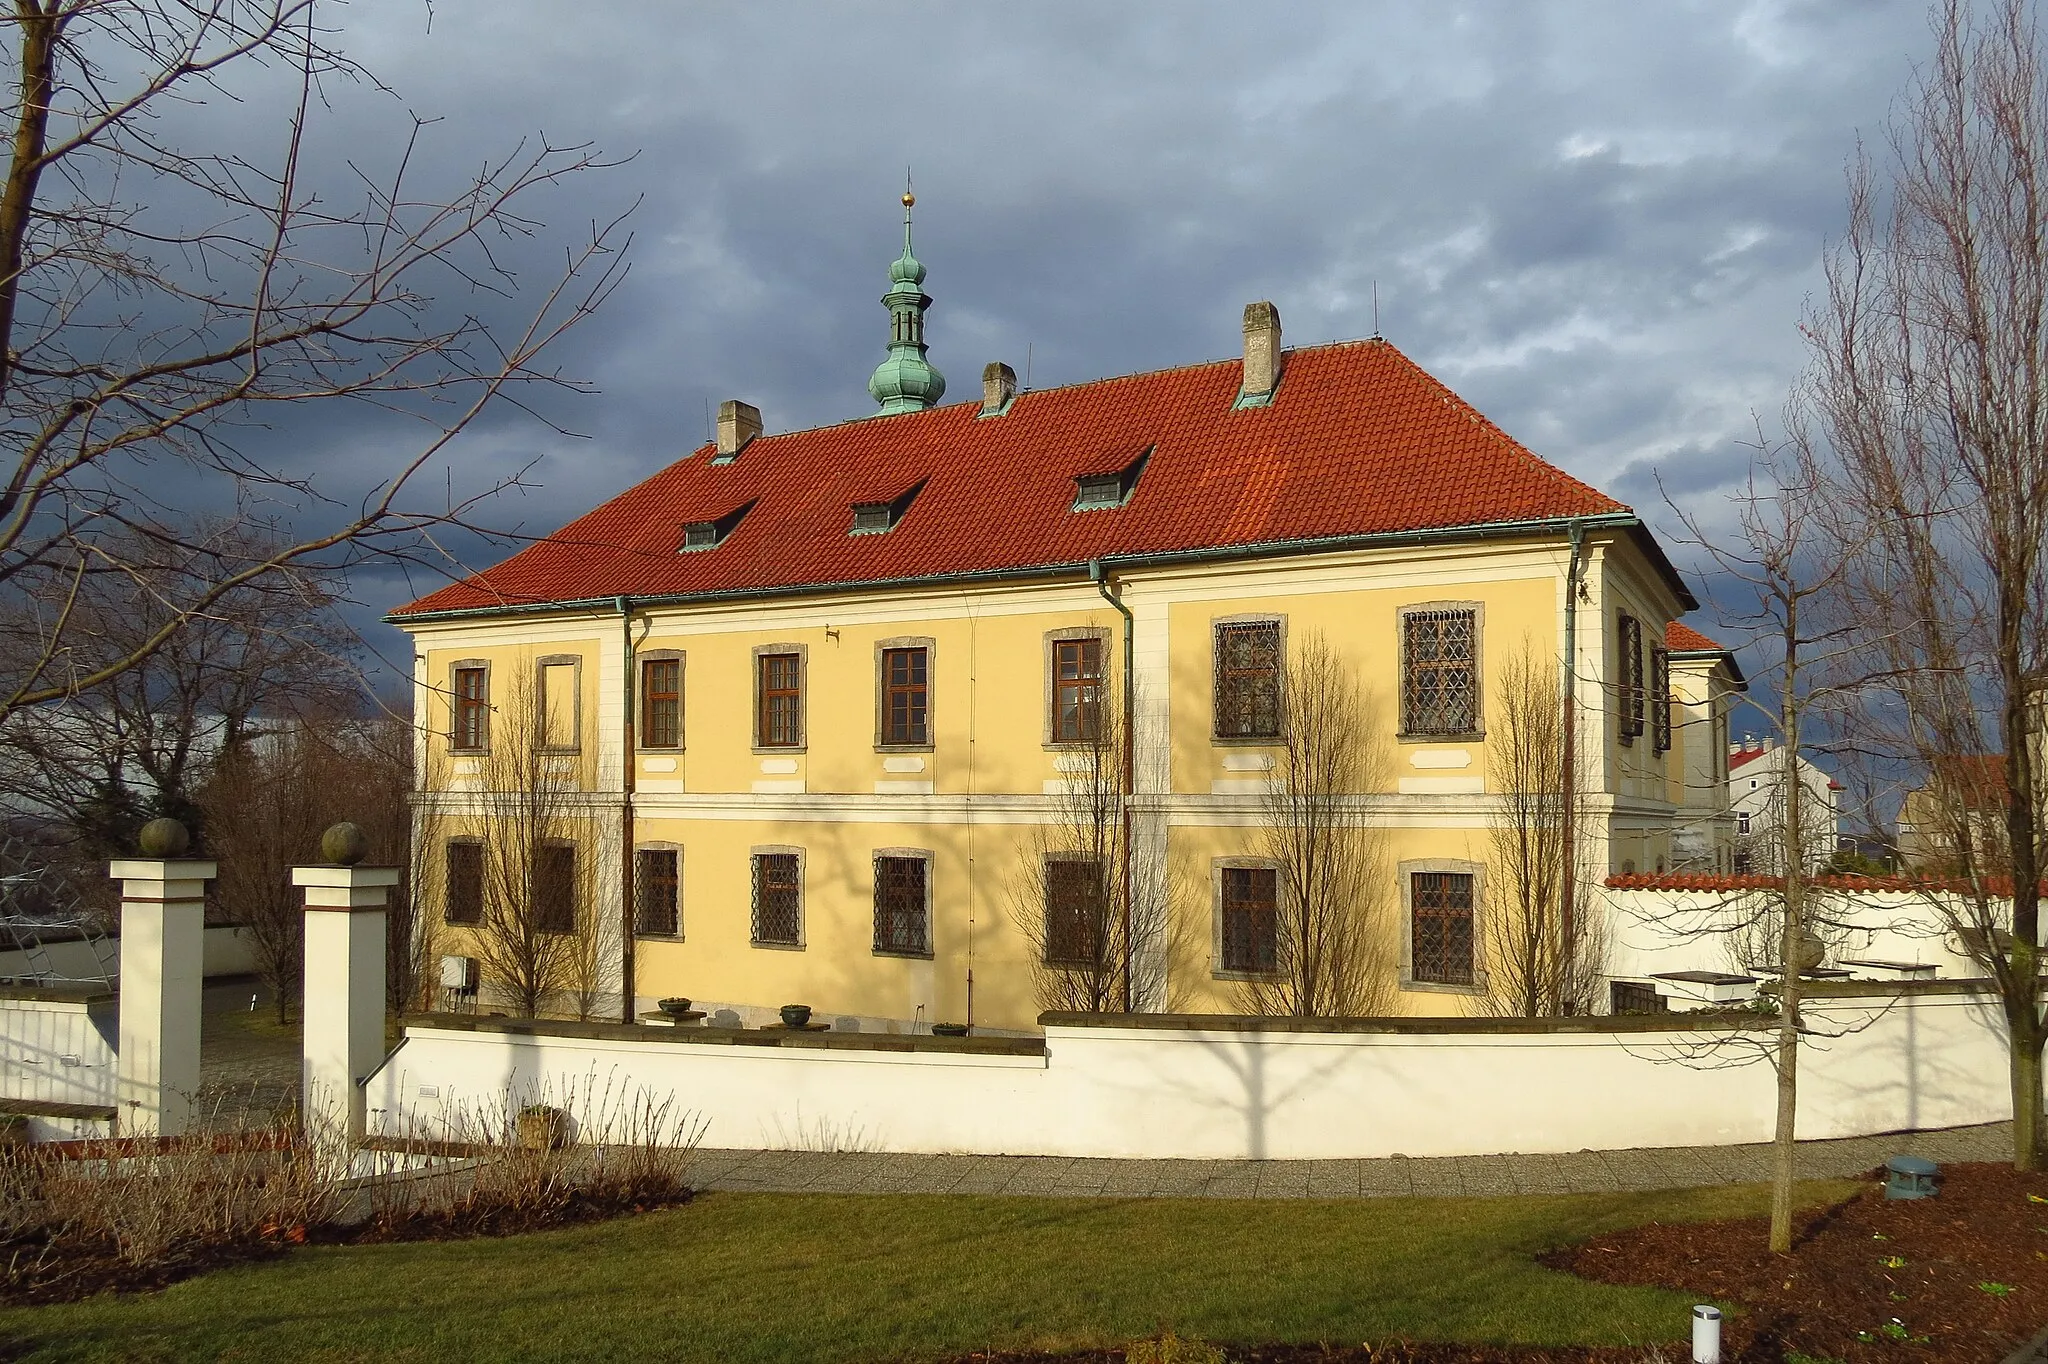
[{"xmin": 160, "ymin": 0, "xmax": 1939, "ymax": 653}]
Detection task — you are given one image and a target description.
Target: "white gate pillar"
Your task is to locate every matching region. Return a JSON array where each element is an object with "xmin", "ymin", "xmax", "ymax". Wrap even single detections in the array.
[
  {"xmin": 111, "ymin": 819, "xmax": 216, "ymax": 1138},
  {"xmin": 293, "ymin": 823, "xmax": 397, "ymax": 1150}
]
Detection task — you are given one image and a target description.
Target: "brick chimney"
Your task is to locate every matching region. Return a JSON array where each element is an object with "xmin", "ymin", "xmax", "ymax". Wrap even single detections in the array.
[
  {"xmin": 715, "ymin": 400, "xmax": 761, "ymax": 461},
  {"xmin": 981, "ymin": 362, "xmax": 1016, "ymax": 416},
  {"xmin": 1240, "ymin": 301, "xmax": 1282, "ymax": 404}
]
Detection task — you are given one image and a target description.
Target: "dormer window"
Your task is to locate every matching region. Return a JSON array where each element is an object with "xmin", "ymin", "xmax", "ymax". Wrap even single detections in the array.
[
  {"xmin": 849, "ymin": 479, "xmax": 926, "ymax": 536},
  {"xmin": 677, "ymin": 500, "xmax": 755, "ymax": 552},
  {"xmin": 1071, "ymin": 446, "xmax": 1151, "ymax": 512}
]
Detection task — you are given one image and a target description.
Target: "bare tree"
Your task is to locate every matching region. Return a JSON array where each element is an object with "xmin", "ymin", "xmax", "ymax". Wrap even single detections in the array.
[
  {"xmin": 0, "ymin": 2, "xmax": 627, "ymax": 725},
  {"xmin": 1669, "ymin": 436, "xmax": 1863, "ymax": 1253},
  {"xmin": 1239, "ymin": 629, "xmax": 1395, "ymax": 1018},
  {"xmin": 1011, "ymin": 691, "xmax": 1169, "ymax": 1015},
  {"xmin": 429, "ymin": 672, "xmax": 602, "ymax": 1020},
  {"xmin": 199, "ymin": 699, "xmax": 414, "ymax": 1022},
  {"xmin": 1804, "ymin": 0, "xmax": 2048, "ymax": 1170},
  {"xmin": 1485, "ymin": 640, "xmax": 1602, "ymax": 1017}
]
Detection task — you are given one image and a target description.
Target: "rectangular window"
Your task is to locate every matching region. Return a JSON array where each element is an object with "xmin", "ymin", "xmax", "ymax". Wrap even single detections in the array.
[
  {"xmin": 444, "ymin": 842, "xmax": 483, "ymax": 925},
  {"xmin": 534, "ymin": 842, "xmax": 576, "ymax": 934},
  {"xmin": 1052, "ymin": 637, "xmax": 1103, "ymax": 743},
  {"xmin": 1402, "ymin": 608, "xmax": 1478, "ymax": 736},
  {"xmin": 881, "ymin": 647, "xmax": 929, "ymax": 746},
  {"xmin": 453, "ymin": 666, "xmax": 489, "ymax": 751},
  {"xmin": 642, "ymin": 658, "xmax": 681, "ymax": 749},
  {"xmin": 635, "ymin": 848, "xmax": 679, "ymax": 937},
  {"xmin": 540, "ymin": 660, "xmax": 578, "ymax": 750},
  {"xmin": 1214, "ymin": 621, "xmax": 1282, "ymax": 739},
  {"xmin": 1410, "ymin": 871, "xmax": 1475, "ymax": 985},
  {"xmin": 1044, "ymin": 858, "xmax": 1105, "ymax": 967},
  {"xmin": 757, "ymin": 652, "xmax": 802, "ymax": 748},
  {"xmin": 1220, "ymin": 866, "xmax": 1279, "ymax": 973},
  {"xmin": 751, "ymin": 852, "xmax": 801, "ymax": 945},
  {"xmin": 1618, "ymin": 614, "xmax": 1645, "ymax": 743},
  {"xmin": 1650, "ymin": 644, "xmax": 1672, "ymax": 753},
  {"xmin": 873, "ymin": 855, "xmax": 929, "ymax": 955}
]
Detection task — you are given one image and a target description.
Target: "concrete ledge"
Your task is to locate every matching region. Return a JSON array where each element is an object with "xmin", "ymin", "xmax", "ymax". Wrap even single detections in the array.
[
  {"xmin": 0, "ymin": 982, "xmax": 113, "ymax": 1005},
  {"xmin": 1039, "ymin": 1009, "xmax": 1772, "ymax": 1035},
  {"xmin": 407, "ymin": 1012, "xmax": 1047, "ymax": 1057},
  {"xmin": 1768, "ymin": 978, "xmax": 2000, "ymax": 999},
  {"xmin": 0, "ymin": 1098, "xmax": 117, "ymax": 1122}
]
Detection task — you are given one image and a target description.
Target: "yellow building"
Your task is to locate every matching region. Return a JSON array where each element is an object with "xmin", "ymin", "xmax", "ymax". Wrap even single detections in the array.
[{"xmin": 392, "ymin": 212, "xmax": 1736, "ymax": 1031}]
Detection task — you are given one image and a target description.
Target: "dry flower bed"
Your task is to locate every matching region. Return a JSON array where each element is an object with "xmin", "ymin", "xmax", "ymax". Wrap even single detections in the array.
[{"xmin": 1551, "ymin": 1161, "xmax": 2048, "ymax": 1363}]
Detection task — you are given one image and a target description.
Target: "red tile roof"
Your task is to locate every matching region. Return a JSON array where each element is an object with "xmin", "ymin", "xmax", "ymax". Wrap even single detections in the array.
[
  {"xmin": 394, "ymin": 339, "xmax": 1645, "ymax": 619},
  {"xmin": 1666, "ymin": 621, "xmax": 1727, "ymax": 653}
]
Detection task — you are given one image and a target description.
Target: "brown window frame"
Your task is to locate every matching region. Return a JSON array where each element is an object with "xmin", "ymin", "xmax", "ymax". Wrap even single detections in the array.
[
  {"xmin": 1219, "ymin": 864, "xmax": 1280, "ymax": 975},
  {"xmin": 1618, "ymin": 613, "xmax": 1645, "ymax": 743},
  {"xmin": 1051, "ymin": 636, "xmax": 1104, "ymax": 744},
  {"xmin": 750, "ymin": 850, "xmax": 802, "ymax": 947},
  {"xmin": 880, "ymin": 647, "xmax": 930, "ymax": 748},
  {"xmin": 872, "ymin": 852, "xmax": 932, "ymax": 957},
  {"xmin": 1043, "ymin": 857, "xmax": 1106, "ymax": 968},
  {"xmin": 444, "ymin": 840, "xmax": 483, "ymax": 926},
  {"xmin": 641, "ymin": 656, "xmax": 682, "ymax": 750},
  {"xmin": 634, "ymin": 847, "xmax": 680, "ymax": 937},
  {"xmin": 1400, "ymin": 606, "xmax": 1481, "ymax": 738},
  {"xmin": 756, "ymin": 651, "xmax": 803, "ymax": 749},
  {"xmin": 533, "ymin": 841, "xmax": 577, "ymax": 936},
  {"xmin": 1650, "ymin": 643, "xmax": 1672, "ymax": 754},
  {"xmin": 1409, "ymin": 870, "xmax": 1476, "ymax": 986},
  {"xmin": 452, "ymin": 664, "xmax": 490, "ymax": 752},
  {"xmin": 1213, "ymin": 619, "xmax": 1283, "ymax": 741}
]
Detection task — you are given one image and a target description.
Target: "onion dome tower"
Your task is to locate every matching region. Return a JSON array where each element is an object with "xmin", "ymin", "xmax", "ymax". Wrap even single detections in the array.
[{"xmin": 867, "ymin": 188, "xmax": 946, "ymax": 415}]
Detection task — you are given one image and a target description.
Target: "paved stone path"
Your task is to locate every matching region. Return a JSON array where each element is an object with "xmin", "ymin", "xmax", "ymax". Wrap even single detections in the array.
[{"xmin": 686, "ymin": 1120, "xmax": 2016, "ymax": 1200}]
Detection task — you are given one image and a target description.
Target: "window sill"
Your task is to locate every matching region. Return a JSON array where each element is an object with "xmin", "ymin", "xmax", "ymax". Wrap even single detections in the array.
[
  {"xmin": 448, "ymin": 747, "xmax": 489, "ymax": 758},
  {"xmin": 1396, "ymin": 731, "xmax": 1484, "ymax": 744},
  {"xmin": 751, "ymin": 745, "xmax": 808, "ymax": 756},
  {"xmin": 749, "ymin": 940, "xmax": 806, "ymax": 952},
  {"xmin": 442, "ymin": 918, "xmax": 483, "ymax": 929},
  {"xmin": 872, "ymin": 947, "xmax": 935, "ymax": 960},
  {"xmin": 1211, "ymin": 733, "xmax": 1284, "ymax": 747},
  {"xmin": 1212, "ymin": 968, "xmax": 1282, "ymax": 983},
  {"xmin": 539, "ymin": 747, "xmax": 582, "ymax": 756},
  {"xmin": 874, "ymin": 743, "xmax": 935, "ymax": 755},
  {"xmin": 1043, "ymin": 739, "xmax": 1109, "ymax": 752},
  {"xmin": 637, "ymin": 746, "xmax": 684, "ymax": 755},
  {"xmin": 1400, "ymin": 977, "xmax": 1486, "ymax": 996},
  {"xmin": 633, "ymin": 931, "xmax": 683, "ymax": 942}
]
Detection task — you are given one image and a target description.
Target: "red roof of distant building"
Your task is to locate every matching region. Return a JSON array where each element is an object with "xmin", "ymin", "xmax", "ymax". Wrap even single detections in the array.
[
  {"xmin": 1666, "ymin": 621, "xmax": 1726, "ymax": 652},
  {"xmin": 393, "ymin": 339, "xmax": 1671, "ymax": 619},
  {"xmin": 1729, "ymin": 747, "xmax": 1769, "ymax": 772}
]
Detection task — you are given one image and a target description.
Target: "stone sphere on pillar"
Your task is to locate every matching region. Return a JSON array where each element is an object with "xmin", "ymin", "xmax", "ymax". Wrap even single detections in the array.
[
  {"xmin": 136, "ymin": 817, "xmax": 191, "ymax": 858},
  {"xmin": 320, "ymin": 822, "xmax": 369, "ymax": 867}
]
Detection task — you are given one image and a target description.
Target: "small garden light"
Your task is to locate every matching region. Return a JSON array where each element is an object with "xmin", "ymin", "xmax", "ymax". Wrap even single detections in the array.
[
  {"xmin": 1884, "ymin": 1154, "xmax": 1939, "ymax": 1200},
  {"xmin": 1691, "ymin": 1304, "xmax": 1721, "ymax": 1363}
]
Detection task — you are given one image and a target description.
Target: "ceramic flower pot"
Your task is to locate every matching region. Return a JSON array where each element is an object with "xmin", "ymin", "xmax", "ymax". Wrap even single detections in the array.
[{"xmin": 779, "ymin": 1004, "xmax": 813, "ymax": 1028}]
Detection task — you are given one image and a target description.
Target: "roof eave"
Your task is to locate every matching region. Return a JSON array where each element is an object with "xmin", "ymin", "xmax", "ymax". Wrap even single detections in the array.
[{"xmin": 385, "ymin": 510, "xmax": 1656, "ymax": 627}]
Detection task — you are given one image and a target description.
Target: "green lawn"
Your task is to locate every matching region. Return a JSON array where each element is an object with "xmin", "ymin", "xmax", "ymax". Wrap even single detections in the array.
[{"xmin": 0, "ymin": 1181, "xmax": 1855, "ymax": 1364}]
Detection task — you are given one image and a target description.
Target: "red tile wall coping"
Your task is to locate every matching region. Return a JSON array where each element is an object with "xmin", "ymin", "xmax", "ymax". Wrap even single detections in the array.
[{"xmin": 1606, "ymin": 873, "xmax": 2048, "ymax": 896}]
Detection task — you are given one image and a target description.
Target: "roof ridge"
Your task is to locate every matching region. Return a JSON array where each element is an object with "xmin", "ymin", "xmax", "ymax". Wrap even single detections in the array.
[{"xmin": 696, "ymin": 335, "xmax": 1410, "ymax": 452}]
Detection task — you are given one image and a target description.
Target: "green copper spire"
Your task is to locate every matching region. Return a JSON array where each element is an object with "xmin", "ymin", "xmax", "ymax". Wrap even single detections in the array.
[{"xmin": 868, "ymin": 188, "xmax": 946, "ymax": 415}]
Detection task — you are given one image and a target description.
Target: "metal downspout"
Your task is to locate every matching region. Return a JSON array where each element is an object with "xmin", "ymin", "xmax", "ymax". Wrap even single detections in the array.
[
  {"xmin": 617, "ymin": 595, "xmax": 637, "ymax": 1024},
  {"xmin": 1560, "ymin": 523, "xmax": 1587, "ymax": 1014},
  {"xmin": 1089, "ymin": 559, "xmax": 1137, "ymax": 1012}
]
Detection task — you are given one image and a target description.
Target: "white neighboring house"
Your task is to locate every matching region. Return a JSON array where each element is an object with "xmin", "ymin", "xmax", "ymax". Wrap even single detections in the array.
[{"xmin": 1728, "ymin": 736, "xmax": 1841, "ymax": 874}]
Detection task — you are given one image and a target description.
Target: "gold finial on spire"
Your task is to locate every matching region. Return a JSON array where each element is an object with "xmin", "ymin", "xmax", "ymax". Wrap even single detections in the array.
[{"xmin": 903, "ymin": 166, "xmax": 914, "ymax": 210}]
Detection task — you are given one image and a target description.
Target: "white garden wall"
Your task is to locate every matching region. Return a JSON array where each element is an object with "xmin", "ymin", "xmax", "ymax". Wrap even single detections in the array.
[
  {"xmin": 0, "ymin": 987, "xmax": 116, "ymax": 1109},
  {"xmin": 1602, "ymin": 886, "xmax": 1991, "ymax": 988},
  {"xmin": 0, "ymin": 922, "xmax": 256, "ymax": 986},
  {"xmin": 364, "ymin": 985, "xmax": 2013, "ymax": 1160}
]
